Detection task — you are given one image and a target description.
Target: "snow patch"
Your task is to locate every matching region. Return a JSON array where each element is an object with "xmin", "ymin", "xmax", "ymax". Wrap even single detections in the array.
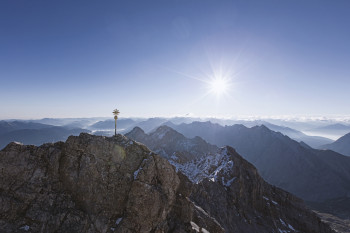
[
  {"xmin": 193, "ymin": 202, "xmax": 208, "ymax": 216},
  {"xmin": 133, "ymin": 158, "xmax": 149, "ymax": 180},
  {"xmin": 190, "ymin": 221, "xmax": 200, "ymax": 232},
  {"xmin": 272, "ymin": 200, "xmax": 278, "ymax": 205},
  {"xmin": 288, "ymin": 223, "xmax": 296, "ymax": 231},
  {"xmin": 280, "ymin": 218, "xmax": 286, "ymax": 226},
  {"xmin": 19, "ymin": 225, "xmax": 30, "ymax": 231},
  {"xmin": 222, "ymin": 177, "xmax": 236, "ymax": 187},
  {"xmin": 263, "ymin": 196, "xmax": 278, "ymax": 205},
  {"xmin": 209, "ymin": 159, "xmax": 234, "ymax": 182},
  {"xmin": 133, "ymin": 167, "xmax": 142, "ymax": 180},
  {"xmin": 189, "ymin": 221, "xmax": 210, "ymax": 233},
  {"xmin": 13, "ymin": 141, "xmax": 23, "ymax": 145},
  {"xmin": 115, "ymin": 217, "xmax": 123, "ymax": 225}
]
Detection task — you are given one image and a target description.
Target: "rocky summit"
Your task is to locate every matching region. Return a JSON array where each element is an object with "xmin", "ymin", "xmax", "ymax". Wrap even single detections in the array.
[{"xmin": 0, "ymin": 133, "xmax": 333, "ymax": 233}]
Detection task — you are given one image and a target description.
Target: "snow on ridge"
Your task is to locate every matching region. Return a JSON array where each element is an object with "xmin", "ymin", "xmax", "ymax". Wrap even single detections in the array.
[
  {"xmin": 13, "ymin": 141, "xmax": 24, "ymax": 145},
  {"xmin": 169, "ymin": 147, "xmax": 235, "ymax": 185}
]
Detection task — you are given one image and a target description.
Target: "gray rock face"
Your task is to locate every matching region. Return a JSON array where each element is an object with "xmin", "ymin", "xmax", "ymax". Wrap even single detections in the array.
[{"xmin": 0, "ymin": 133, "xmax": 333, "ymax": 233}]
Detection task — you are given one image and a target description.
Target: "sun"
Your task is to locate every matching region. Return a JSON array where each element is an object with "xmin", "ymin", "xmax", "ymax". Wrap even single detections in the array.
[
  {"xmin": 208, "ymin": 76, "xmax": 230, "ymax": 96},
  {"xmin": 165, "ymin": 61, "xmax": 235, "ymax": 100}
]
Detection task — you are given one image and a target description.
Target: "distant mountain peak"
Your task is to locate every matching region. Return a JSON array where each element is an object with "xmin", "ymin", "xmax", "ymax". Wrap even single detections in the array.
[
  {"xmin": 253, "ymin": 124, "xmax": 272, "ymax": 131},
  {"xmin": 129, "ymin": 126, "xmax": 145, "ymax": 134},
  {"xmin": 250, "ymin": 124, "xmax": 279, "ymax": 136},
  {"xmin": 192, "ymin": 120, "xmax": 220, "ymax": 127},
  {"xmin": 153, "ymin": 124, "xmax": 173, "ymax": 132},
  {"xmin": 150, "ymin": 125, "xmax": 184, "ymax": 140}
]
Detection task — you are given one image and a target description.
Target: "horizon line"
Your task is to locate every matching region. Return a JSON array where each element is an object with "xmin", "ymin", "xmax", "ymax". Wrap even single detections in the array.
[{"xmin": 2, "ymin": 114, "xmax": 350, "ymax": 122}]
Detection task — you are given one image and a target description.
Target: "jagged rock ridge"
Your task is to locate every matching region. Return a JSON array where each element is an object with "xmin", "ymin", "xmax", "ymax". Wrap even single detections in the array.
[{"xmin": 0, "ymin": 133, "xmax": 333, "ymax": 232}]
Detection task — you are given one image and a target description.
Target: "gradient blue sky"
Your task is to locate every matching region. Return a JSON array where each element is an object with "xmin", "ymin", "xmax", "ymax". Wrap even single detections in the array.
[{"xmin": 1, "ymin": 0, "xmax": 350, "ymax": 119}]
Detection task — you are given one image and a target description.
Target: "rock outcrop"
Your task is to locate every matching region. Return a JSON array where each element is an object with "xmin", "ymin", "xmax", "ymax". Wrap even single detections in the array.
[{"xmin": 0, "ymin": 133, "xmax": 333, "ymax": 232}]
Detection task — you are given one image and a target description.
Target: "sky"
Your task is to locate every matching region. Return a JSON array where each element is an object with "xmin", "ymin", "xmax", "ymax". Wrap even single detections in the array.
[{"xmin": 1, "ymin": 0, "xmax": 350, "ymax": 119}]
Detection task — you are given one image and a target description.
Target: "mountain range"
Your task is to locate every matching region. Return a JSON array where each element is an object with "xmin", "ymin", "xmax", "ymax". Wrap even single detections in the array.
[
  {"xmin": 157, "ymin": 121, "xmax": 350, "ymax": 203},
  {"xmin": 0, "ymin": 120, "xmax": 53, "ymax": 133},
  {"xmin": 6, "ymin": 116, "xmax": 347, "ymax": 148},
  {"xmin": 0, "ymin": 121, "xmax": 90, "ymax": 149},
  {"xmin": 87, "ymin": 118, "xmax": 335, "ymax": 148}
]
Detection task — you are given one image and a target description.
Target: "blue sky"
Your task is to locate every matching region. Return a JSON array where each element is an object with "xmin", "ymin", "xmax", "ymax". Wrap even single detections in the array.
[{"xmin": 1, "ymin": 0, "xmax": 350, "ymax": 119}]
